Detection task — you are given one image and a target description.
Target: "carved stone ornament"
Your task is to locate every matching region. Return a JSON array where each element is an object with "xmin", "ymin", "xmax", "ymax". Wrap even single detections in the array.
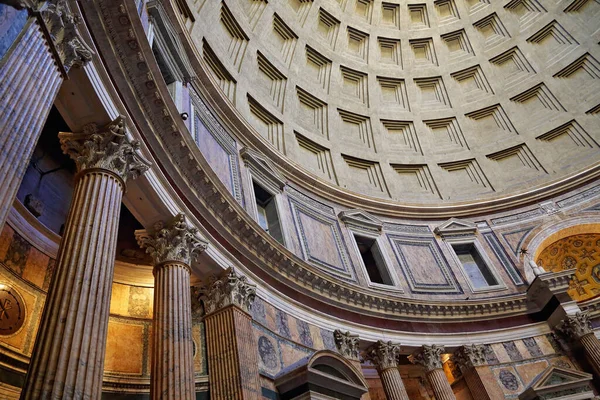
[
  {"xmin": 59, "ymin": 116, "xmax": 150, "ymax": 181},
  {"xmin": 364, "ymin": 340, "xmax": 401, "ymax": 371},
  {"xmin": 135, "ymin": 213, "xmax": 208, "ymax": 267},
  {"xmin": 39, "ymin": 0, "xmax": 94, "ymax": 71},
  {"xmin": 409, "ymin": 345, "xmax": 445, "ymax": 371},
  {"xmin": 453, "ymin": 344, "xmax": 487, "ymax": 371},
  {"xmin": 200, "ymin": 267, "xmax": 256, "ymax": 315},
  {"xmin": 334, "ymin": 330, "xmax": 360, "ymax": 361},
  {"xmin": 557, "ymin": 312, "xmax": 593, "ymax": 341}
]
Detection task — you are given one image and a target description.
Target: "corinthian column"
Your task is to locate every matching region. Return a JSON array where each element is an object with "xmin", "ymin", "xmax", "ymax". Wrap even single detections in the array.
[
  {"xmin": 135, "ymin": 214, "xmax": 208, "ymax": 400},
  {"xmin": 453, "ymin": 345, "xmax": 503, "ymax": 400},
  {"xmin": 0, "ymin": 0, "xmax": 93, "ymax": 230},
  {"xmin": 409, "ymin": 345, "xmax": 456, "ymax": 400},
  {"xmin": 21, "ymin": 117, "xmax": 149, "ymax": 399},
  {"xmin": 557, "ymin": 312, "xmax": 600, "ymax": 377},
  {"xmin": 200, "ymin": 268, "xmax": 261, "ymax": 400},
  {"xmin": 364, "ymin": 341, "xmax": 409, "ymax": 400}
]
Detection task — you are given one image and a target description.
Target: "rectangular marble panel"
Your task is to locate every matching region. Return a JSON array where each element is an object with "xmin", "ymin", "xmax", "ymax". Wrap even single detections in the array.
[
  {"xmin": 289, "ymin": 197, "xmax": 354, "ymax": 280},
  {"xmin": 387, "ymin": 234, "xmax": 462, "ymax": 294}
]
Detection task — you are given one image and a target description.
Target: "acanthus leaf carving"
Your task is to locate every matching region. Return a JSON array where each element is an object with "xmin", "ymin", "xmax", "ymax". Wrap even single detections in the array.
[
  {"xmin": 557, "ymin": 312, "xmax": 593, "ymax": 341},
  {"xmin": 334, "ymin": 330, "xmax": 360, "ymax": 361},
  {"xmin": 199, "ymin": 267, "xmax": 256, "ymax": 315},
  {"xmin": 364, "ymin": 340, "xmax": 401, "ymax": 371},
  {"xmin": 59, "ymin": 116, "xmax": 150, "ymax": 182},
  {"xmin": 39, "ymin": 0, "xmax": 95, "ymax": 72},
  {"xmin": 453, "ymin": 344, "xmax": 487, "ymax": 371},
  {"xmin": 409, "ymin": 345, "xmax": 445, "ymax": 371},
  {"xmin": 135, "ymin": 213, "xmax": 208, "ymax": 267}
]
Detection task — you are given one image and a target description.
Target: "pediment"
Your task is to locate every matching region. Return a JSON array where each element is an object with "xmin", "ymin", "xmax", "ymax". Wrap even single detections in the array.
[
  {"xmin": 519, "ymin": 366, "xmax": 593, "ymax": 400},
  {"xmin": 240, "ymin": 147, "xmax": 286, "ymax": 192},
  {"xmin": 434, "ymin": 218, "xmax": 477, "ymax": 237},
  {"xmin": 338, "ymin": 209, "xmax": 383, "ymax": 232}
]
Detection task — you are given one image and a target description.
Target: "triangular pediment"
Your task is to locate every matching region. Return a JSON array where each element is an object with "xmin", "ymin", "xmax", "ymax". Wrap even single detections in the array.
[
  {"xmin": 338, "ymin": 209, "xmax": 383, "ymax": 232},
  {"xmin": 240, "ymin": 147, "xmax": 286, "ymax": 192},
  {"xmin": 434, "ymin": 218, "xmax": 477, "ymax": 237},
  {"xmin": 519, "ymin": 366, "xmax": 593, "ymax": 400}
]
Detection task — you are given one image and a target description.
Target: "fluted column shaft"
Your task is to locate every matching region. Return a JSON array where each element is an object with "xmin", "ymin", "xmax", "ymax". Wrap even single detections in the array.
[
  {"xmin": 461, "ymin": 365, "xmax": 504, "ymax": 400},
  {"xmin": 22, "ymin": 169, "xmax": 124, "ymax": 399},
  {"xmin": 0, "ymin": 19, "xmax": 62, "ymax": 230},
  {"xmin": 151, "ymin": 262, "xmax": 195, "ymax": 399},
  {"xmin": 379, "ymin": 367, "xmax": 410, "ymax": 400},
  {"xmin": 580, "ymin": 333, "xmax": 600, "ymax": 377},
  {"xmin": 426, "ymin": 368, "xmax": 457, "ymax": 400},
  {"xmin": 204, "ymin": 305, "xmax": 261, "ymax": 399}
]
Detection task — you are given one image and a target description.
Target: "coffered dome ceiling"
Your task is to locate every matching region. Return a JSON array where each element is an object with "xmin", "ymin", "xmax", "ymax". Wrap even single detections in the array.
[{"xmin": 189, "ymin": 0, "xmax": 600, "ymax": 205}]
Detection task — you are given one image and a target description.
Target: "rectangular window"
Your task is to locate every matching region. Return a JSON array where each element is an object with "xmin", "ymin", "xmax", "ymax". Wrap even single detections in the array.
[
  {"xmin": 253, "ymin": 181, "xmax": 284, "ymax": 244},
  {"xmin": 354, "ymin": 234, "xmax": 393, "ymax": 285},
  {"xmin": 452, "ymin": 243, "xmax": 498, "ymax": 289}
]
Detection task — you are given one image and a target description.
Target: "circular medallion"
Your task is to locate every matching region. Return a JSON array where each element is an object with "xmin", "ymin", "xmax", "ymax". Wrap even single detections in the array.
[{"xmin": 0, "ymin": 286, "xmax": 25, "ymax": 335}]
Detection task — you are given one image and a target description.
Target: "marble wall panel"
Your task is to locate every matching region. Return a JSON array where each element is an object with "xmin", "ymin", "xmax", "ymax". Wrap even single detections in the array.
[
  {"xmin": 289, "ymin": 197, "xmax": 355, "ymax": 280},
  {"xmin": 387, "ymin": 234, "xmax": 462, "ymax": 294},
  {"xmin": 104, "ymin": 318, "xmax": 146, "ymax": 375}
]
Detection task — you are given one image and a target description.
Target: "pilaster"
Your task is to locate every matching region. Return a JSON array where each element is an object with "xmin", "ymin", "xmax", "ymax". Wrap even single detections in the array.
[
  {"xmin": 557, "ymin": 311, "xmax": 600, "ymax": 377},
  {"xmin": 21, "ymin": 118, "xmax": 148, "ymax": 399},
  {"xmin": 200, "ymin": 268, "xmax": 261, "ymax": 400},
  {"xmin": 136, "ymin": 213, "xmax": 207, "ymax": 399},
  {"xmin": 334, "ymin": 330, "xmax": 371, "ymax": 400},
  {"xmin": 364, "ymin": 341, "xmax": 409, "ymax": 400},
  {"xmin": 454, "ymin": 345, "xmax": 504, "ymax": 400},
  {"xmin": 410, "ymin": 345, "xmax": 456, "ymax": 400}
]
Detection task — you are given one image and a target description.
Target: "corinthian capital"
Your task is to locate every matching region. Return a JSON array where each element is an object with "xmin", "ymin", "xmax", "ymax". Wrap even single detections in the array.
[
  {"xmin": 39, "ymin": 0, "xmax": 94, "ymax": 71},
  {"xmin": 409, "ymin": 345, "xmax": 445, "ymax": 371},
  {"xmin": 557, "ymin": 312, "xmax": 593, "ymax": 341},
  {"xmin": 453, "ymin": 344, "xmax": 487, "ymax": 371},
  {"xmin": 200, "ymin": 267, "xmax": 256, "ymax": 315},
  {"xmin": 59, "ymin": 116, "xmax": 150, "ymax": 182},
  {"xmin": 135, "ymin": 214, "xmax": 208, "ymax": 267},
  {"xmin": 364, "ymin": 341, "xmax": 401, "ymax": 371},
  {"xmin": 334, "ymin": 330, "xmax": 360, "ymax": 361}
]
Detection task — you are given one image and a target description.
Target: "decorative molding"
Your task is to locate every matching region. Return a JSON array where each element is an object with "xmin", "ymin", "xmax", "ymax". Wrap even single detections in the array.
[
  {"xmin": 240, "ymin": 147, "xmax": 286, "ymax": 194},
  {"xmin": 364, "ymin": 341, "xmax": 400, "ymax": 371},
  {"xmin": 434, "ymin": 218, "xmax": 477, "ymax": 238},
  {"xmin": 58, "ymin": 116, "xmax": 150, "ymax": 182},
  {"xmin": 483, "ymin": 232, "xmax": 525, "ymax": 285},
  {"xmin": 518, "ymin": 366, "xmax": 593, "ymax": 400},
  {"xmin": 200, "ymin": 267, "xmax": 257, "ymax": 315},
  {"xmin": 409, "ymin": 345, "xmax": 445, "ymax": 371},
  {"xmin": 135, "ymin": 213, "xmax": 208, "ymax": 267},
  {"xmin": 338, "ymin": 209, "xmax": 383, "ymax": 233},
  {"xmin": 333, "ymin": 330, "xmax": 360, "ymax": 361}
]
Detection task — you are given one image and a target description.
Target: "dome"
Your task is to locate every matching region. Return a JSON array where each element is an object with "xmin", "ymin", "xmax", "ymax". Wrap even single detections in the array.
[{"xmin": 0, "ymin": 0, "xmax": 599, "ymax": 399}]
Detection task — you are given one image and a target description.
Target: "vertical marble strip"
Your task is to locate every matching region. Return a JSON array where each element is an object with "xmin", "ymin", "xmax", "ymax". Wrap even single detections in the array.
[
  {"xmin": 426, "ymin": 369, "xmax": 457, "ymax": 400},
  {"xmin": 379, "ymin": 368, "xmax": 410, "ymax": 400},
  {"xmin": 580, "ymin": 333, "xmax": 600, "ymax": 377},
  {"xmin": 0, "ymin": 20, "xmax": 62, "ymax": 230},
  {"xmin": 151, "ymin": 262, "xmax": 195, "ymax": 399},
  {"xmin": 22, "ymin": 170, "xmax": 123, "ymax": 399},
  {"xmin": 205, "ymin": 306, "xmax": 261, "ymax": 400}
]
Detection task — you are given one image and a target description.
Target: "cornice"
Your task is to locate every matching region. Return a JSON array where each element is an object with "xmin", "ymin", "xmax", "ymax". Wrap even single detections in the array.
[{"xmin": 80, "ymin": 0, "xmax": 544, "ymax": 327}]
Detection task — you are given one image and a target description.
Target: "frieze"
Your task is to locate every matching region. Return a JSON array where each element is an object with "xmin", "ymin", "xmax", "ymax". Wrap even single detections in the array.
[
  {"xmin": 382, "ymin": 222, "xmax": 431, "ymax": 234},
  {"xmin": 86, "ymin": 0, "xmax": 540, "ymax": 322},
  {"xmin": 557, "ymin": 184, "xmax": 600, "ymax": 209},
  {"xmin": 285, "ymin": 186, "xmax": 334, "ymax": 215},
  {"xmin": 491, "ymin": 208, "xmax": 544, "ymax": 226}
]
